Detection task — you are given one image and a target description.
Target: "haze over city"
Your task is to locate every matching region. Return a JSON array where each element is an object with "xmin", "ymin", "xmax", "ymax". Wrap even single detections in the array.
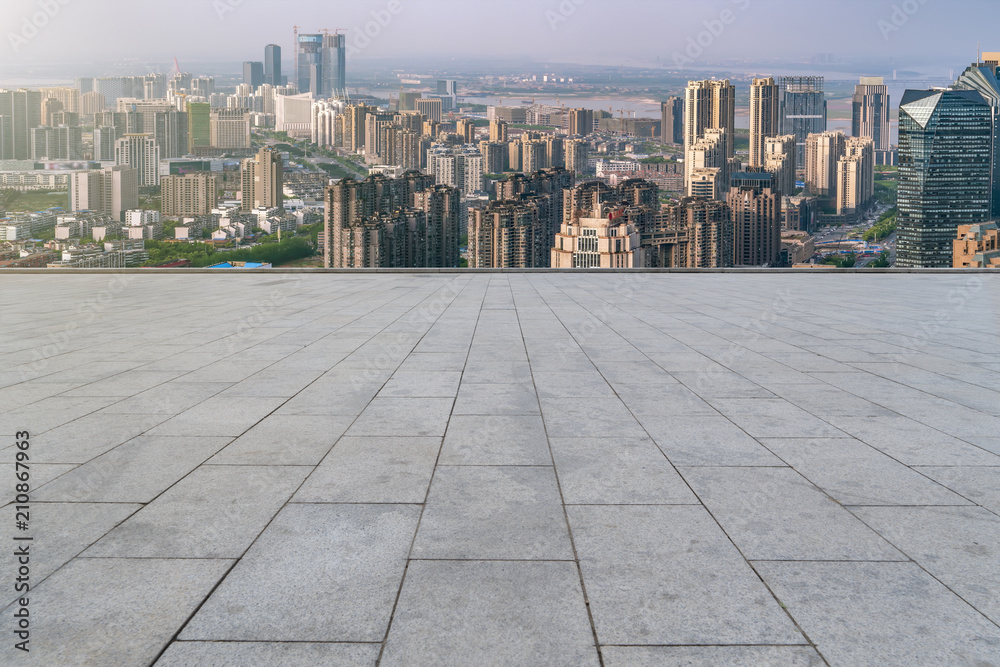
[{"xmin": 1, "ymin": 0, "xmax": 995, "ymax": 74}]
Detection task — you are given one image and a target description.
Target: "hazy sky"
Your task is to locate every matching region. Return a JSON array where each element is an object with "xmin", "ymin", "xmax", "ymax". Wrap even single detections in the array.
[{"xmin": 1, "ymin": 0, "xmax": 994, "ymax": 72}]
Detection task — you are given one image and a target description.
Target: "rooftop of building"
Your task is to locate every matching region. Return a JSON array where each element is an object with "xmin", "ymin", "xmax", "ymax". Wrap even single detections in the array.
[{"xmin": 1, "ymin": 271, "xmax": 999, "ymax": 665}]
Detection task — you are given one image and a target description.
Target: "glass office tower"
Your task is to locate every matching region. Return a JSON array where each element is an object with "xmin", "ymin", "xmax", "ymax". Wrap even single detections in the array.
[{"xmin": 897, "ymin": 89, "xmax": 992, "ymax": 268}]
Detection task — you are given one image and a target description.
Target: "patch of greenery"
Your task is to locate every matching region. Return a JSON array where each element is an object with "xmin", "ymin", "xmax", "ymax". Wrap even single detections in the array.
[
  {"xmin": 820, "ymin": 252, "xmax": 857, "ymax": 268},
  {"xmin": 0, "ymin": 189, "xmax": 69, "ymax": 212},
  {"xmin": 867, "ymin": 251, "xmax": 891, "ymax": 268}
]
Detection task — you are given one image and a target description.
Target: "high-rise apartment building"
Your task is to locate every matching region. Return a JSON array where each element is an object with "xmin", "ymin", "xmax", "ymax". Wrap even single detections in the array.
[
  {"xmin": 805, "ymin": 131, "xmax": 846, "ymax": 196},
  {"xmin": 30, "ymin": 125, "xmax": 83, "ymax": 160},
  {"xmin": 779, "ymin": 77, "xmax": 827, "ymax": 166},
  {"xmin": 565, "ymin": 138, "xmax": 588, "ymax": 175},
  {"xmin": 210, "ymin": 109, "xmax": 251, "ymax": 149},
  {"xmin": 522, "ymin": 140, "xmax": 547, "ymax": 174},
  {"xmin": 852, "ymin": 77, "xmax": 890, "ymax": 152},
  {"xmin": 324, "ymin": 171, "xmax": 458, "ymax": 268},
  {"xmin": 728, "ymin": 185, "xmax": 782, "ymax": 266},
  {"xmin": 568, "ymin": 108, "xmax": 594, "ymax": 136},
  {"xmin": 426, "ymin": 145, "xmax": 485, "ymax": 196},
  {"xmin": 897, "ymin": 90, "xmax": 993, "ymax": 267},
  {"xmin": 93, "ymin": 126, "xmax": 117, "ymax": 161},
  {"xmin": 686, "ymin": 128, "xmax": 730, "ymax": 200},
  {"xmin": 456, "ymin": 119, "xmax": 476, "ymax": 144},
  {"xmin": 836, "ymin": 137, "xmax": 875, "ymax": 216},
  {"xmin": 469, "ymin": 199, "xmax": 548, "ymax": 268},
  {"xmin": 187, "ymin": 102, "xmax": 211, "ymax": 153},
  {"xmin": 764, "ymin": 134, "xmax": 797, "ymax": 197},
  {"xmin": 416, "ymin": 98, "xmax": 443, "ymax": 123},
  {"xmin": 489, "ymin": 119, "xmax": 508, "ymax": 143},
  {"xmin": 551, "ymin": 198, "xmax": 643, "ymax": 268},
  {"xmin": 660, "ymin": 97, "xmax": 683, "ymax": 144},
  {"xmin": 243, "ymin": 62, "xmax": 264, "ymax": 90},
  {"xmin": 0, "ymin": 89, "xmax": 42, "ymax": 160},
  {"xmin": 953, "ymin": 59, "xmax": 1000, "ymax": 217},
  {"xmin": 749, "ymin": 77, "xmax": 780, "ymax": 167},
  {"xmin": 70, "ymin": 165, "xmax": 138, "ymax": 221},
  {"xmin": 643, "ymin": 198, "xmax": 733, "ymax": 268},
  {"xmin": 153, "ymin": 111, "xmax": 189, "ymax": 159},
  {"xmin": 684, "ymin": 79, "xmax": 735, "ymax": 184},
  {"xmin": 240, "ymin": 147, "xmax": 284, "ymax": 212},
  {"xmin": 161, "ymin": 173, "xmax": 218, "ymax": 217},
  {"xmin": 264, "ymin": 44, "xmax": 283, "ymax": 86},
  {"xmin": 479, "ymin": 141, "xmax": 506, "ymax": 175},
  {"xmin": 39, "ymin": 87, "xmax": 80, "ymax": 114},
  {"xmin": 115, "ymin": 134, "xmax": 160, "ymax": 187}
]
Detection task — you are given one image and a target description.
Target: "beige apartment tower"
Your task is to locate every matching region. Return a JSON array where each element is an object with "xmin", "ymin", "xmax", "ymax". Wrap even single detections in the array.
[
  {"xmin": 836, "ymin": 136, "xmax": 875, "ymax": 216},
  {"xmin": 764, "ymin": 135, "xmax": 797, "ymax": 196},
  {"xmin": 805, "ymin": 131, "xmax": 846, "ymax": 196},
  {"xmin": 241, "ymin": 147, "xmax": 284, "ymax": 212},
  {"xmin": 161, "ymin": 172, "xmax": 218, "ymax": 217},
  {"xmin": 684, "ymin": 79, "xmax": 736, "ymax": 184},
  {"xmin": 551, "ymin": 202, "xmax": 642, "ymax": 268},
  {"xmin": 749, "ymin": 77, "xmax": 780, "ymax": 167},
  {"xmin": 686, "ymin": 128, "xmax": 730, "ymax": 200},
  {"xmin": 489, "ymin": 119, "xmax": 508, "ymax": 143}
]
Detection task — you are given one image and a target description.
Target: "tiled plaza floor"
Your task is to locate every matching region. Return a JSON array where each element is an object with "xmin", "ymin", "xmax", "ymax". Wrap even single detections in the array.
[{"xmin": 1, "ymin": 272, "xmax": 999, "ymax": 665}]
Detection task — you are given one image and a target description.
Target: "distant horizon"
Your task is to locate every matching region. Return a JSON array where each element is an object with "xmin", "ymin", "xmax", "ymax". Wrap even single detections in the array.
[{"xmin": 1, "ymin": 0, "xmax": 996, "ymax": 73}]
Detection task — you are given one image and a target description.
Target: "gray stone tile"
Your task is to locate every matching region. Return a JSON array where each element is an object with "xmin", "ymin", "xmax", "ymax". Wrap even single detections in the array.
[
  {"xmin": 756, "ymin": 561, "xmax": 1000, "ymax": 666},
  {"xmin": 461, "ymin": 361, "xmax": 533, "ymax": 383},
  {"xmin": 99, "ymin": 381, "xmax": 232, "ymax": 415},
  {"xmin": 821, "ymin": 414, "xmax": 1000, "ymax": 466},
  {"xmin": 567, "ymin": 505, "xmax": 805, "ymax": 645},
  {"xmin": 0, "ymin": 502, "xmax": 140, "ymax": 600},
  {"xmin": 378, "ymin": 371, "xmax": 463, "ymax": 397},
  {"xmin": 83, "ymin": 465, "xmax": 309, "ymax": 558},
  {"xmin": 915, "ymin": 466, "xmax": 1000, "ymax": 514},
  {"xmin": 0, "ymin": 462, "xmax": 75, "ymax": 488},
  {"xmin": 639, "ymin": 415, "xmax": 784, "ymax": 466},
  {"xmin": 412, "ymin": 466, "xmax": 572, "ymax": 560},
  {"xmin": 62, "ymin": 370, "xmax": 185, "ymax": 397},
  {"xmin": 381, "ymin": 561, "xmax": 599, "ymax": 667},
  {"xmin": 681, "ymin": 467, "xmax": 904, "ymax": 560},
  {"xmin": 0, "ymin": 396, "xmax": 125, "ymax": 436},
  {"xmin": 453, "ymin": 382, "xmax": 539, "ymax": 415},
  {"xmin": 439, "ymin": 415, "xmax": 551, "ymax": 465},
  {"xmin": 761, "ymin": 438, "xmax": 972, "ymax": 506},
  {"xmin": 602, "ymin": 646, "xmax": 825, "ymax": 666},
  {"xmin": 34, "ymin": 435, "xmax": 232, "ymax": 503},
  {"xmin": 146, "ymin": 396, "xmax": 287, "ymax": 437},
  {"xmin": 27, "ymin": 412, "xmax": 170, "ymax": 463},
  {"xmin": 276, "ymin": 380, "xmax": 378, "ymax": 416},
  {"xmin": 551, "ymin": 437, "xmax": 697, "ymax": 504},
  {"xmin": 347, "ymin": 397, "xmax": 453, "ymax": 437},
  {"xmin": 0, "ymin": 557, "xmax": 231, "ymax": 666},
  {"xmin": 613, "ymin": 383, "xmax": 718, "ymax": 416},
  {"xmin": 293, "ymin": 437, "xmax": 439, "ymax": 503},
  {"xmin": 396, "ymin": 352, "xmax": 468, "ymax": 372},
  {"xmin": 672, "ymin": 369, "xmax": 774, "ymax": 398},
  {"xmin": 208, "ymin": 415, "xmax": 353, "ymax": 465},
  {"xmin": 532, "ymin": 371, "xmax": 616, "ymax": 398},
  {"xmin": 539, "ymin": 397, "xmax": 647, "ymax": 438},
  {"xmin": 156, "ymin": 642, "xmax": 380, "ymax": 666},
  {"xmin": 852, "ymin": 505, "xmax": 1000, "ymax": 623},
  {"xmin": 708, "ymin": 399, "xmax": 845, "ymax": 438},
  {"xmin": 181, "ymin": 504, "xmax": 419, "ymax": 642}
]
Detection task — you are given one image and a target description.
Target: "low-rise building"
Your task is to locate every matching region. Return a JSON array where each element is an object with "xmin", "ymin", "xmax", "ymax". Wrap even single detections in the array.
[{"xmin": 953, "ymin": 222, "xmax": 1000, "ymax": 268}]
